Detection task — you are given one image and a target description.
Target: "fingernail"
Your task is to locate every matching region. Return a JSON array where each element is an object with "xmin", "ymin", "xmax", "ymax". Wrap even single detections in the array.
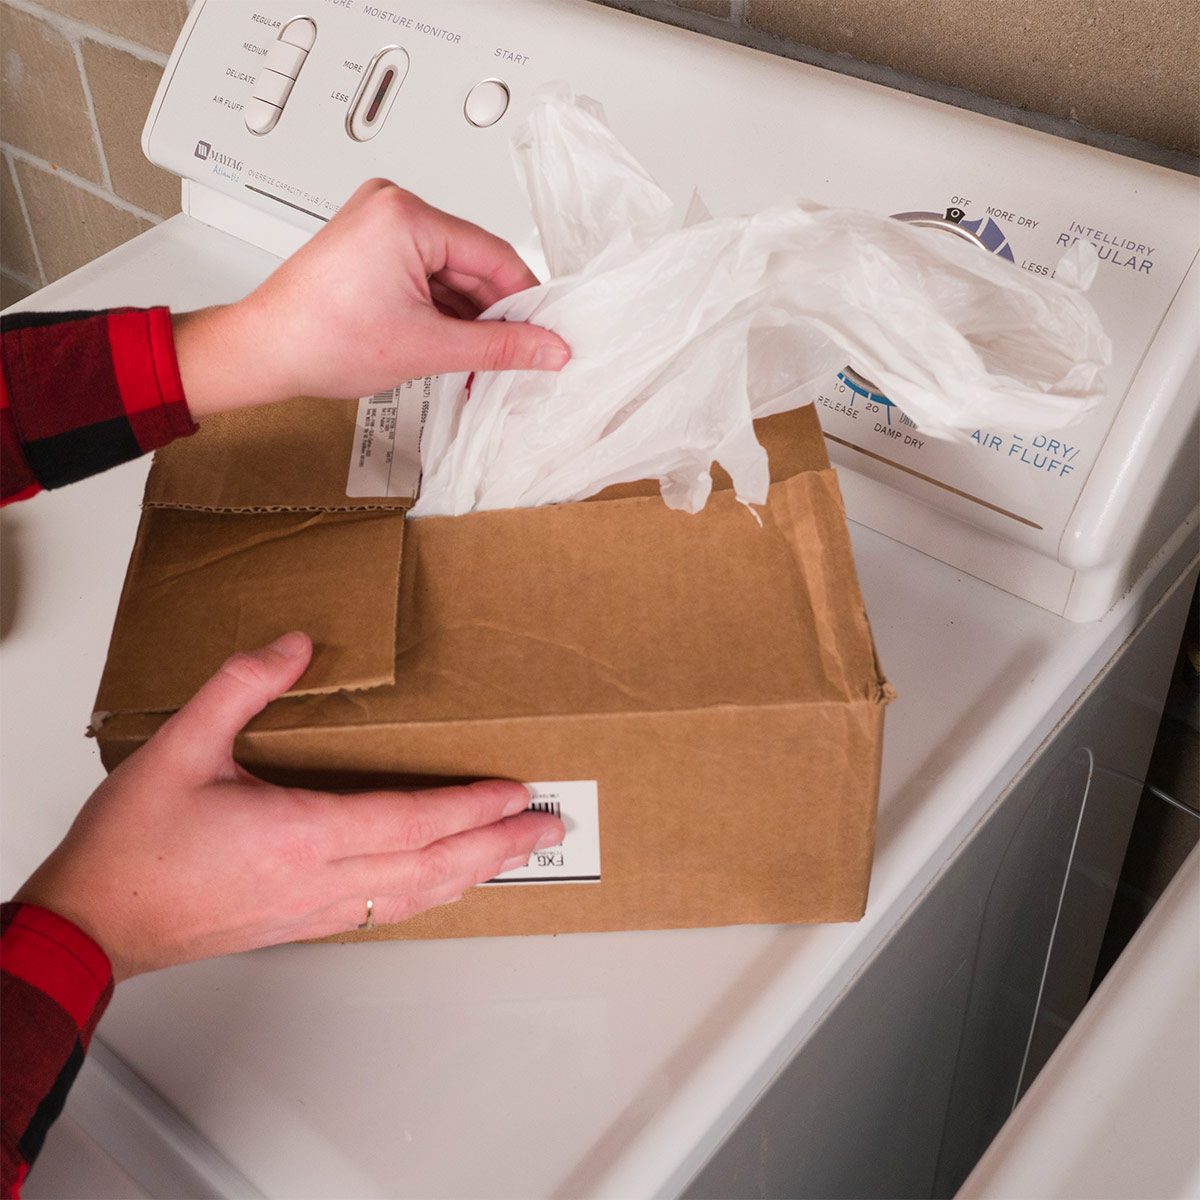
[
  {"xmin": 269, "ymin": 631, "xmax": 309, "ymax": 658},
  {"xmin": 535, "ymin": 827, "xmax": 563, "ymax": 850},
  {"xmin": 532, "ymin": 342, "xmax": 570, "ymax": 371},
  {"xmin": 501, "ymin": 784, "xmax": 533, "ymax": 817},
  {"xmin": 500, "ymin": 854, "xmax": 528, "ymax": 872}
]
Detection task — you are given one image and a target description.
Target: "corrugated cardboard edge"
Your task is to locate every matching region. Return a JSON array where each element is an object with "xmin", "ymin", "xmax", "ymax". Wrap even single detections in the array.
[
  {"xmin": 141, "ymin": 503, "xmax": 412, "ymax": 513},
  {"xmin": 90, "ymin": 674, "xmax": 399, "ymax": 735},
  {"xmin": 779, "ymin": 467, "xmax": 894, "ymax": 705}
]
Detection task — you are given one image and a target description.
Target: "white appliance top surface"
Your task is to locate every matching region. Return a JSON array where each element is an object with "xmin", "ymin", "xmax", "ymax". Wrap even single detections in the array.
[{"xmin": 2, "ymin": 219, "xmax": 1190, "ymax": 1198}]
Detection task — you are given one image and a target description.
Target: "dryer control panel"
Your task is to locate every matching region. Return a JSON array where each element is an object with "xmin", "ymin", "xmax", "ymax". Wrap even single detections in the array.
[{"xmin": 143, "ymin": 0, "xmax": 1200, "ymax": 619}]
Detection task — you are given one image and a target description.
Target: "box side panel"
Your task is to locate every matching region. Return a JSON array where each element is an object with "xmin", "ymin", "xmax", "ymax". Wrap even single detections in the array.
[
  {"xmin": 220, "ymin": 701, "xmax": 886, "ymax": 939},
  {"xmin": 94, "ymin": 715, "xmax": 162, "ymax": 771}
]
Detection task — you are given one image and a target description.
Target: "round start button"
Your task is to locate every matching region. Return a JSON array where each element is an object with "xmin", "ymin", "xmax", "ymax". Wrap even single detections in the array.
[{"xmin": 464, "ymin": 79, "xmax": 510, "ymax": 128}]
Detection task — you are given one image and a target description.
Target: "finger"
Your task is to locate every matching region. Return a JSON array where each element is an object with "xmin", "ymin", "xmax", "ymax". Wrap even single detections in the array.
[
  {"xmin": 305, "ymin": 873, "xmax": 467, "ymax": 938},
  {"xmin": 155, "ymin": 632, "xmax": 312, "ymax": 778},
  {"xmin": 412, "ymin": 202, "xmax": 541, "ymax": 302},
  {"xmin": 325, "ymin": 779, "xmax": 533, "ymax": 858},
  {"xmin": 415, "ymin": 312, "xmax": 571, "ymax": 375},
  {"xmin": 432, "ymin": 266, "xmax": 520, "ymax": 314},
  {"xmin": 372, "ymin": 875, "xmax": 469, "ymax": 929},
  {"xmin": 337, "ymin": 810, "xmax": 564, "ymax": 898},
  {"xmin": 428, "ymin": 278, "xmax": 482, "ymax": 322},
  {"xmin": 370, "ymin": 878, "xmax": 468, "ymax": 927}
]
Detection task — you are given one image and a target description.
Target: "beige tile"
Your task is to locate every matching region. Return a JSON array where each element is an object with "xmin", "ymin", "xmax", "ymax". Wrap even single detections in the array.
[
  {"xmin": 0, "ymin": 4, "xmax": 103, "ymax": 181},
  {"xmin": 13, "ymin": 159, "xmax": 150, "ymax": 281},
  {"xmin": 1, "ymin": 158, "xmax": 41, "ymax": 282},
  {"xmin": 30, "ymin": 0, "xmax": 188, "ymax": 57},
  {"xmin": 746, "ymin": 0, "xmax": 1200, "ymax": 156},
  {"xmin": 0, "ymin": 269, "xmax": 36, "ymax": 308},
  {"xmin": 81, "ymin": 40, "xmax": 177, "ymax": 217}
]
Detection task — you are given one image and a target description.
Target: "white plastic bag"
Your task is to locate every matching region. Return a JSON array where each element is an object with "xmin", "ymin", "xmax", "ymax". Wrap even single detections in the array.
[{"xmin": 410, "ymin": 86, "xmax": 1109, "ymax": 518}]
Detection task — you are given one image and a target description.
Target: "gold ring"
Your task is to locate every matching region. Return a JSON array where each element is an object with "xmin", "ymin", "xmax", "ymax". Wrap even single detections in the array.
[{"xmin": 357, "ymin": 898, "xmax": 375, "ymax": 931}]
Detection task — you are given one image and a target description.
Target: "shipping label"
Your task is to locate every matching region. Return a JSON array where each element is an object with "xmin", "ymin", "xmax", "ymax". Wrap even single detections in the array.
[
  {"xmin": 345, "ymin": 377, "xmax": 431, "ymax": 499},
  {"xmin": 483, "ymin": 781, "xmax": 602, "ymax": 885}
]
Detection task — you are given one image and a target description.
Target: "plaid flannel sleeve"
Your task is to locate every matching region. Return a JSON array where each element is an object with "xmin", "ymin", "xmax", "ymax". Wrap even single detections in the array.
[
  {"xmin": 1, "ymin": 308, "xmax": 197, "ymax": 505},
  {"xmin": 1, "ymin": 902, "xmax": 114, "ymax": 1198}
]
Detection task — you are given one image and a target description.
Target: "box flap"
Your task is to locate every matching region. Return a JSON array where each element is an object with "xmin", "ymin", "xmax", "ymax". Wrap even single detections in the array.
[
  {"xmin": 94, "ymin": 506, "xmax": 406, "ymax": 716},
  {"xmin": 145, "ymin": 396, "xmax": 413, "ymax": 512},
  {"xmin": 97, "ymin": 391, "xmax": 412, "ymax": 718}
]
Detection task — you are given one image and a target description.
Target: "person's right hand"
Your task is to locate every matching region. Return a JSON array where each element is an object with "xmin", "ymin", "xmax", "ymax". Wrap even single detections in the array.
[
  {"xmin": 173, "ymin": 179, "xmax": 570, "ymax": 419},
  {"xmin": 13, "ymin": 632, "xmax": 563, "ymax": 979}
]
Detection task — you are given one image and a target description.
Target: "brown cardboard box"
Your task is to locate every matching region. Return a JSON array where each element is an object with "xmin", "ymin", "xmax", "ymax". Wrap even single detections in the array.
[{"xmin": 94, "ymin": 397, "xmax": 891, "ymax": 940}]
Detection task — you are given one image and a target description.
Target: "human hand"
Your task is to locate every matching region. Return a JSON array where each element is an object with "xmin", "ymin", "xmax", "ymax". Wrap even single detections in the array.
[
  {"xmin": 13, "ymin": 632, "xmax": 563, "ymax": 979},
  {"xmin": 172, "ymin": 179, "xmax": 570, "ymax": 418}
]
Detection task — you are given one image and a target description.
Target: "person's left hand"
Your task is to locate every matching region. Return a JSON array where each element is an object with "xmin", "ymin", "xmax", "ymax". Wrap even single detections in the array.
[{"xmin": 14, "ymin": 632, "xmax": 562, "ymax": 978}]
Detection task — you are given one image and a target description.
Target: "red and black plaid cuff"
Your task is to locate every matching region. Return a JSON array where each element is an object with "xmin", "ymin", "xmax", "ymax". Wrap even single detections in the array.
[
  {"xmin": 1, "ymin": 307, "xmax": 197, "ymax": 504},
  {"xmin": 0, "ymin": 902, "xmax": 114, "ymax": 1197}
]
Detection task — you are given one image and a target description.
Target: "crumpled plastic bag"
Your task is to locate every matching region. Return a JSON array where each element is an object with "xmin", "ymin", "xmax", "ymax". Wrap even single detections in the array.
[{"xmin": 410, "ymin": 86, "xmax": 1110, "ymax": 518}]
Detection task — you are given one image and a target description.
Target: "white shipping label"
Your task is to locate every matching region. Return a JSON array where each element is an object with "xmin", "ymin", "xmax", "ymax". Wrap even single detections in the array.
[
  {"xmin": 484, "ymin": 781, "xmax": 602, "ymax": 885},
  {"xmin": 345, "ymin": 377, "xmax": 433, "ymax": 499}
]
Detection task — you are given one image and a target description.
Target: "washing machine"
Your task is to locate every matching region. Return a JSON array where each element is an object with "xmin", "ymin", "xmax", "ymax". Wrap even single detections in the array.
[
  {"xmin": 958, "ymin": 845, "xmax": 1199, "ymax": 1200},
  {"xmin": 3, "ymin": 1, "xmax": 1197, "ymax": 1196}
]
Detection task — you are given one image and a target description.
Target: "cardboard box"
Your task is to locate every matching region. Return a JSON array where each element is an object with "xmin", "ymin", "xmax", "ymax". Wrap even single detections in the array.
[{"xmin": 94, "ymin": 397, "xmax": 891, "ymax": 939}]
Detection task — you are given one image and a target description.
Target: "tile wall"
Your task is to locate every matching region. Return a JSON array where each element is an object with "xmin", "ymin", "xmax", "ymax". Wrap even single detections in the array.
[
  {"xmin": 1, "ymin": 0, "xmax": 191, "ymax": 306},
  {"xmin": 655, "ymin": 0, "xmax": 1199, "ymax": 158},
  {"xmin": 1, "ymin": 0, "xmax": 1196, "ymax": 308}
]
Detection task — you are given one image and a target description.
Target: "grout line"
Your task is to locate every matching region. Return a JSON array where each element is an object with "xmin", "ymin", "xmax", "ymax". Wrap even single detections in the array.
[
  {"xmin": 728, "ymin": 0, "xmax": 747, "ymax": 25},
  {"xmin": 2, "ymin": 0, "xmax": 170, "ymax": 67},
  {"xmin": 71, "ymin": 40, "xmax": 114, "ymax": 192},
  {"xmin": 4, "ymin": 152, "xmax": 47, "ymax": 286},
  {"xmin": 2, "ymin": 144, "xmax": 164, "ymax": 226},
  {"xmin": 0, "ymin": 265, "xmax": 41, "ymax": 291}
]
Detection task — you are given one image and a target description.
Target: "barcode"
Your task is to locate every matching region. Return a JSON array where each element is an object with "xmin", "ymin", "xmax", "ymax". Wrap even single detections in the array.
[{"xmin": 484, "ymin": 781, "xmax": 599, "ymax": 886}]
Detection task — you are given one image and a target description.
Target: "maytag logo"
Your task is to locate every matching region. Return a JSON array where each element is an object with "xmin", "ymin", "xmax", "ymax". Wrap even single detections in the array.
[{"xmin": 193, "ymin": 140, "xmax": 242, "ymax": 171}]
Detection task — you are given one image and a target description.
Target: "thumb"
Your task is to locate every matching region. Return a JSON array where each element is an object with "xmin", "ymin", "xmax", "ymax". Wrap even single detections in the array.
[
  {"xmin": 157, "ymin": 632, "xmax": 312, "ymax": 777},
  {"xmin": 426, "ymin": 314, "xmax": 571, "ymax": 375}
]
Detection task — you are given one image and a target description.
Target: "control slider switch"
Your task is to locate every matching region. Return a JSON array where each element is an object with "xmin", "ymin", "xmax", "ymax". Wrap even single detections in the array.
[{"xmin": 245, "ymin": 16, "xmax": 317, "ymax": 136}]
